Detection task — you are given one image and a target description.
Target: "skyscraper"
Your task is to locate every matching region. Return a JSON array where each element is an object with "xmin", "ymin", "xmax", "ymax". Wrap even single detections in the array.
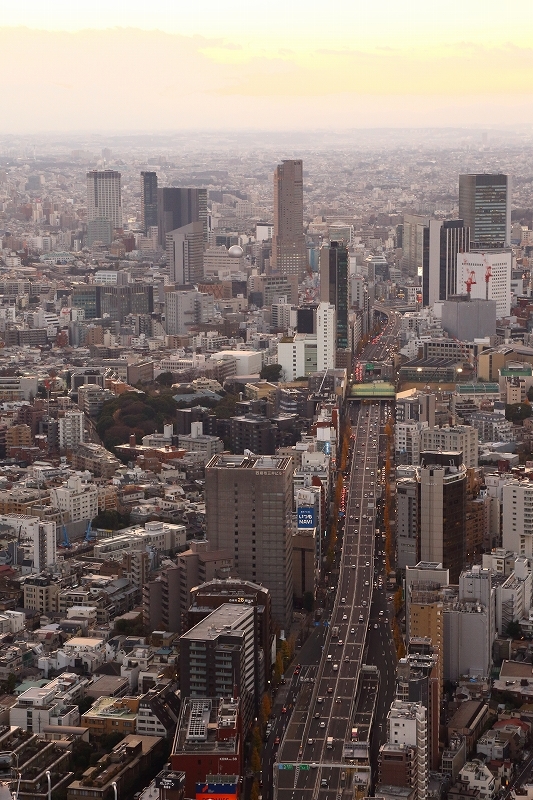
[
  {"xmin": 320, "ymin": 240, "xmax": 349, "ymax": 357},
  {"xmin": 140, "ymin": 171, "xmax": 158, "ymax": 232},
  {"xmin": 205, "ymin": 453, "xmax": 294, "ymax": 630},
  {"xmin": 86, "ymin": 170, "xmax": 123, "ymax": 230},
  {"xmin": 423, "ymin": 219, "xmax": 470, "ymax": 306},
  {"xmin": 166, "ymin": 221, "xmax": 204, "ymax": 284},
  {"xmin": 157, "ymin": 187, "xmax": 207, "ymax": 247},
  {"xmin": 418, "ymin": 451, "xmax": 466, "ymax": 583},
  {"xmin": 459, "ymin": 173, "xmax": 510, "ymax": 250},
  {"xmin": 272, "ymin": 159, "xmax": 307, "ymax": 276}
]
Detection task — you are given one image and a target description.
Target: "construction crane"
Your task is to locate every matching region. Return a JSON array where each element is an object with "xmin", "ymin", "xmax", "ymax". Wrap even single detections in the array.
[
  {"xmin": 58, "ymin": 508, "xmax": 71, "ymax": 549},
  {"xmin": 84, "ymin": 518, "xmax": 96, "ymax": 543},
  {"xmin": 484, "ymin": 261, "xmax": 492, "ymax": 300},
  {"xmin": 464, "ymin": 270, "xmax": 477, "ymax": 300}
]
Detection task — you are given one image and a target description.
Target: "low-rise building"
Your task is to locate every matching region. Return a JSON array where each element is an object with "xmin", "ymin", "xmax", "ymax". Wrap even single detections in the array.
[{"xmin": 80, "ymin": 696, "xmax": 140, "ymax": 739}]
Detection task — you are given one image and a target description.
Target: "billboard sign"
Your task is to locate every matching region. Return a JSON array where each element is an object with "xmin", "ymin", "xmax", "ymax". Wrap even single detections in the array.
[{"xmin": 297, "ymin": 506, "xmax": 316, "ymax": 529}]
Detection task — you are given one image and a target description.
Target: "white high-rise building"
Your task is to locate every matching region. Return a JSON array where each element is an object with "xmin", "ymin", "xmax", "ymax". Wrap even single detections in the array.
[
  {"xmin": 316, "ymin": 301, "xmax": 336, "ymax": 372},
  {"xmin": 58, "ymin": 411, "xmax": 85, "ymax": 451},
  {"xmin": 388, "ymin": 701, "xmax": 428, "ymax": 800},
  {"xmin": 457, "ymin": 250, "xmax": 512, "ymax": 316},
  {"xmin": 86, "ymin": 170, "xmax": 122, "ymax": 230},
  {"xmin": 166, "ymin": 221, "xmax": 204, "ymax": 284},
  {"xmin": 502, "ymin": 479, "xmax": 533, "ymax": 558}
]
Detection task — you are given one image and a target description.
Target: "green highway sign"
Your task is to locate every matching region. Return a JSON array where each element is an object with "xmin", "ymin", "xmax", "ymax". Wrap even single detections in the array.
[
  {"xmin": 278, "ymin": 764, "xmax": 294, "ymax": 770},
  {"xmin": 366, "ymin": 363, "xmax": 374, "ymax": 371},
  {"xmin": 300, "ymin": 764, "xmax": 310, "ymax": 770}
]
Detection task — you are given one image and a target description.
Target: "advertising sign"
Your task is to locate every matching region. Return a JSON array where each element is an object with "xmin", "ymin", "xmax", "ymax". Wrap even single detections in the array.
[{"xmin": 297, "ymin": 506, "xmax": 315, "ymax": 529}]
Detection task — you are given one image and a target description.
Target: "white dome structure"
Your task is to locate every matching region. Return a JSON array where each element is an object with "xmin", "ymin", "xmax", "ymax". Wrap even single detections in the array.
[{"xmin": 228, "ymin": 245, "xmax": 244, "ymax": 259}]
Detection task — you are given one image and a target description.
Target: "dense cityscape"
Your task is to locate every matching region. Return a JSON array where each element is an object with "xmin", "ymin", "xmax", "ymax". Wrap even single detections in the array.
[{"xmin": 0, "ymin": 128, "xmax": 532, "ymax": 800}]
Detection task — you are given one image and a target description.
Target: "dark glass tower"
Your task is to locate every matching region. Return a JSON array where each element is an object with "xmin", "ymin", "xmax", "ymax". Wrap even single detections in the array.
[
  {"xmin": 459, "ymin": 173, "xmax": 509, "ymax": 250},
  {"xmin": 320, "ymin": 240, "xmax": 349, "ymax": 351},
  {"xmin": 140, "ymin": 171, "xmax": 158, "ymax": 232},
  {"xmin": 157, "ymin": 187, "xmax": 207, "ymax": 247}
]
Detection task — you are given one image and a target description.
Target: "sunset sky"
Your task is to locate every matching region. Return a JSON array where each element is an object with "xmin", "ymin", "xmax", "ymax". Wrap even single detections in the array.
[{"xmin": 2, "ymin": 0, "xmax": 533, "ymax": 132}]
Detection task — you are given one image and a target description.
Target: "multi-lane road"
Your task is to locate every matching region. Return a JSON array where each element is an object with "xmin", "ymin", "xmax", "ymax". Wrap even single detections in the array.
[
  {"xmin": 271, "ymin": 309, "xmax": 401, "ymax": 800},
  {"xmin": 274, "ymin": 398, "xmax": 396, "ymax": 799}
]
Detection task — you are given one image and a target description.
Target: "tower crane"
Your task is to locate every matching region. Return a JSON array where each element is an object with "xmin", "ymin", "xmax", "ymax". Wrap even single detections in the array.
[
  {"xmin": 484, "ymin": 258, "xmax": 492, "ymax": 301},
  {"xmin": 464, "ymin": 270, "xmax": 477, "ymax": 300}
]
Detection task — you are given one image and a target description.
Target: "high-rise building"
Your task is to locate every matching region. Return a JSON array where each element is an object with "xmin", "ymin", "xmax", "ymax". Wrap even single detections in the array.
[
  {"xmin": 456, "ymin": 250, "xmax": 512, "ymax": 316},
  {"xmin": 402, "ymin": 214, "xmax": 431, "ymax": 277},
  {"xmin": 397, "ymin": 478, "xmax": 419, "ymax": 569},
  {"xmin": 320, "ymin": 240, "xmax": 349, "ymax": 355},
  {"xmin": 205, "ymin": 454, "xmax": 294, "ymax": 630},
  {"xmin": 179, "ymin": 603, "xmax": 257, "ymax": 733},
  {"xmin": 459, "ymin": 174, "xmax": 510, "ymax": 250},
  {"xmin": 33, "ymin": 521, "xmax": 57, "ymax": 573},
  {"xmin": 424, "ymin": 219, "xmax": 470, "ymax": 306},
  {"xmin": 140, "ymin": 171, "xmax": 158, "ymax": 232},
  {"xmin": 58, "ymin": 410, "xmax": 85, "ymax": 451},
  {"xmin": 316, "ymin": 301, "xmax": 336, "ymax": 372},
  {"xmin": 271, "ymin": 159, "xmax": 307, "ymax": 276},
  {"xmin": 502, "ymin": 479, "xmax": 533, "ymax": 558},
  {"xmin": 387, "ymin": 701, "xmax": 428, "ymax": 800},
  {"xmin": 418, "ymin": 451, "xmax": 467, "ymax": 583},
  {"xmin": 166, "ymin": 221, "xmax": 204, "ymax": 284},
  {"xmin": 165, "ymin": 288, "xmax": 214, "ymax": 336},
  {"xmin": 86, "ymin": 170, "xmax": 122, "ymax": 230},
  {"xmin": 157, "ymin": 187, "xmax": 207, "ymax": 247},
  {"xmin": 98, "ymin": 284, "xmax": 154, "ymax": 324}
]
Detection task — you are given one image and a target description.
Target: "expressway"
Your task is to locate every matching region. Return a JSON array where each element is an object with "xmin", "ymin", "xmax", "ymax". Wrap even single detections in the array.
[
  {"xmin": 353, "ymin": 310, "xmax": 402, "ymax": 384},
  {"xmin": 274, "ymin": 399, "xmax": 393, "ymax": 799}
]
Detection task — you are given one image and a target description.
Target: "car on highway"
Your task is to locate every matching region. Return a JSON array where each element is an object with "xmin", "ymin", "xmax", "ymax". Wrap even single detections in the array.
[
  {"xmin": 274, "ymin": 736, "xmax": 280, "ymax": 745},
  {"xmin": 351, "ymin": 627, "xmax": 355, "ymax": 633},
  {"xmin": 374, "ymin": 623, "xmax": 378, "ymax": 629},
  {"xmin": 338, "ymin": 639, "xmax": 343, "ymax": 645},
  {"xmin": 379, "ymin": 610, "xmax": 384, "ymax": 616},
  {"xmin": 317, "ymin": 696, "xmax": 323, "ymax": 703},
  {"xmin": 342, "ymin": 614, "xmax": 347, "ymax": 620},
  {"xmin": 358, "ymin": 615, "xmax": 363, "ymax": 622},
  {"xmin": 307, "ymin": 738, "xmax": 315, "ymax": 745},
  {"xmin": 281, "ymin": 706, "xmax": 287, "ymax": 714},
  {"xmin": 319, "ymin": 721, "xmax": 326, "ymax": 728}
]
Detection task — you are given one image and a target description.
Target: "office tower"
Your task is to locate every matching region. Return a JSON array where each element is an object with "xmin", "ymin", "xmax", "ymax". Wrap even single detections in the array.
[
  {"xmin": 316, "ymin": 301, "xmax": 336, "ymax": 372},
  {"xmin": 320, "ymin": 240, "xmax": 349, "ymax": 356},
  {"xmin": 87, "ymin": 218, "xmax": 113, "ymax": 247},
  {"xmin": 205, "ymin": 453, "xmax": 294, "ymax": 630},
  {"xmin": 418, "ymin": 451, "xmax": 466, "ymax": 583},
  {"xmin": 157, "ymin": 187, "xmax": 207, "ymax": 247},
  {"xmin": 456, "ymin": 250, "xmax": 512, "ymax": 316},
  {"xmin": 179, "ymin": 603, "xmax": 257, "ymax": 733},
  {"xmin": 397, "ymin": 478, "xmax": 418, "ymax": 568},
  {"xmin": 387, "ymin": 701, "xmax": 428, "ymax": 800},
  {"xmin": 443, "ymin": 566, "xmax": 494, "ymax": 681},
  {"xmin": 86, "ymin": 170, "xmax": 122, "ymax": 231},
  {"xmin": 98, "ymin": 284, "xmax": 154, "ymax": 324},
  {"xmin": 419, "ymin": 425, "xmax": 479, "ymax": 469},
  {"xmin": 402, "ymin": 214, "xmax": 431, "ymax": 277},
  {"xmin": 271, "ymin": 159, "xmax": 307, "ymax": 276},
  {"xmin": 459, "ymin": 173, "xmax": 510, "ymax": 250},
  {"xmin": 165, "ymin": 288, "xmax": 213, "ymax": 336},
  {"xmin": 140, "ymin": 171, "xmax": 158, "ymax": 232},
  {"xmin": 166, "ymin": 221, "xmax": 204, "ymax": 284},
  {"xmin": 424, "ymin": 219, "xmax": 470, "ymax": 306}
]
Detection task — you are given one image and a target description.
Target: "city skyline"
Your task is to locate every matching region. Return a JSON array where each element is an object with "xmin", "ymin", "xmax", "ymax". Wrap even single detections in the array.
[{"xmin": 1, "ymin": 0, "xmax": 533, "ymax": 131}]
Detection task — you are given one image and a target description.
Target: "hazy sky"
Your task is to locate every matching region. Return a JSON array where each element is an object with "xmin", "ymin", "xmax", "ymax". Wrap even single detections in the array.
[{"xmin": 3, "ymin": 0, "xmax": 533, "ymax": 132}]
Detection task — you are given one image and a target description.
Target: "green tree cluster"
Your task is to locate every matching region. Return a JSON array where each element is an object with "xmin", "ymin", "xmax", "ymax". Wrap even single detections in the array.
[{"xmin": 96, "ymin": 391, "xmax": 178, "ymax": 450}]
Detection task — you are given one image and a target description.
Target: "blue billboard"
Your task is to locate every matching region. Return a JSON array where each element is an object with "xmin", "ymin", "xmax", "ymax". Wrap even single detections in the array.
[{"xmin": 298, "ymin": 506, "xmax": 316, "ymax": 529}]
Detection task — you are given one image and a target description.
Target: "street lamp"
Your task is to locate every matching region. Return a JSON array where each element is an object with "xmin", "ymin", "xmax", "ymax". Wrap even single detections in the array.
[
  {"xmin": 45, "ymin": 770, "xmax": 51, "ymax": 800},
  {"xmin": 112, "ymin": 782, "xmax": 118, "ymax": 800}
]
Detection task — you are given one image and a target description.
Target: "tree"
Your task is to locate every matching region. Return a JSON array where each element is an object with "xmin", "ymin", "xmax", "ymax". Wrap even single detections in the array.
[
  {"xmin": 156, "ymin": 371, "xmax": 175, "ymax": 387},
  {"xmin": 251, "ymin": 780, "xmax": 260, "ymax": 800},
  {"xmin": 260, "ymin": 693, "xmax": 272, "ymax": 726},
  {"xmin": 506, "ymin": 620, "xmax": 522, "ymax": 639},
  {"xmin": 251, "ymin": 745, "xmax": 261, "ymax": 775},
  {"xmin": 260, "ymin": 363, "xmax": 283, "ymax": 382},
  {"xmin": 505, "ymin": 403, "xmax": 532, "ymax": 422}
]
